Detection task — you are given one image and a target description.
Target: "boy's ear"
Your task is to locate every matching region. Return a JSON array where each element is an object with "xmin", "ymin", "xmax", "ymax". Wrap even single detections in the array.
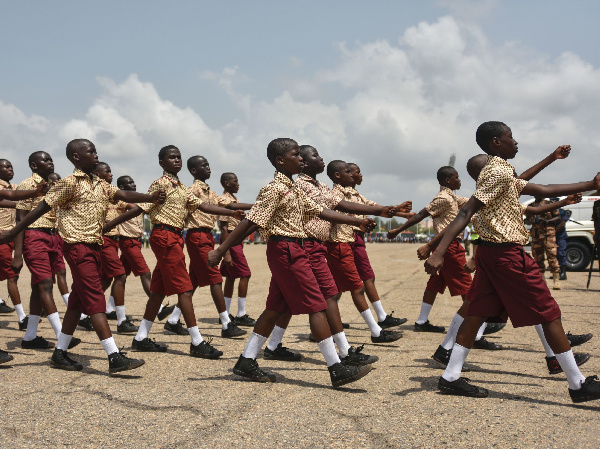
[
  {"xmin": 275, "ymin": 155, "xmax": 284, "ymax": 166},
  {"xmin": 158, "ymin": 159, "xmax": 165, "ymax": 169}
]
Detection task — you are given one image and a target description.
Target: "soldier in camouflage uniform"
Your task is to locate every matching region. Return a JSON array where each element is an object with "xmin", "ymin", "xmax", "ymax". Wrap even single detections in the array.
[{"xmin": 526, "ymin": 197, "xmax": 561, "ymax": 290}]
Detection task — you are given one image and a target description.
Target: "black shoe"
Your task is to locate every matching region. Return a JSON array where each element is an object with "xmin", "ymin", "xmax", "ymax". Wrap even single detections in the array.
[
  {"xmin": 233, "ymin": 355, "xmax": 276, "ymax": 382},
  {"xmin": 342, "ymin": 323, "xmax": 350, "ymax": 329},
  {"xmin": 18, "ymin": 316, "xmax": 29, "ymax": 331},
  {"xmin": 432, "ymin": 345, "xmax": 451, "ymax": 366},
  {"xmin": 546, "ymin": 352, "xmax": 590, "ymax": 374},
  {"xmin": 221, "ymin": 321, "xmax": 247, "ymax": 338},
  {"xmin": 50, "ymin": 349, "xmax": 83, "ymax": 371},
  {"xmin": 234, "ymin": 314, "xmax": 256, "ymax": 327},
  {"xmin": 472, "ymin": 337, "xmax": 503, "ymax": 350},
  {"xmin": 570, "ymin": 375, "xmax": 600, "ymax": 403},
  {"xmin": 117, "ymin": 319, "xmax": 139, "ymax": 334},
  {"xmin": 378, "ymin": 312, "xmax": 408, "ymax": 329},
  {"xmin": 21, "ymin": 336, "xmax": 54, "ymax": 350},
  {"xmin": 438, "ymin": 377, "xmax": 488, "ymax": 397},
  {"xmin": 329, "ymin": 362, "xmax": 372, "ymax": 388},
  {"xmin": 157, "ymin": 303, "xmax": 175, "ymax": 321},
  {"xmin": 78, "ymin": 317, "xmax": 94, "ymax": 331},
  {"xmin": 164, "ymin": 320, "xmax": 188, "ymax": 335},
  {"xmin": 341, "ymin": 345, "xmax": 379, "ymax": 366},
  {"xmin": 68, "ymin": 337, "xmax": 81, "ymax": 349},
  {"xmin": 131, "ymin": 337, "xmax": 167, "ymax": 352},
  {"xmin": 0, "ymin": 349, "xmax": 13, "ymax": 364},
  {"xmin": 559, "ymin": 265, "xmax": 567, "ymax": 281},
  {"xmin": 190, "ymin": 339, "xmax": 223, "ymax": 359},
  {"xmin": 105, "ymin": 311, "xmax": 117, "ymax": 320},
  {"xmin": 483, "ymin": 322, "xmax": 506, "ymax": 335},
  {"xmin": 0, "ymin": 302, "xmax": 15, "ymax": 314},
  {"xmin": 371, "ymin": 329, "xmax": 403, "ymax": 343},
  {"xmin": 414, "ymin": 320, "xmax": 445, "ymax": 333},
  {"xmin": 264, "ymin": 343, "xmax": 303, "ymax": 361},
  {"xmin": 108, "ymin": 351, "xmax": 145, "ymax": 373},
  {"xmin": 567, "ymin": 332, "xmax": 593, "ymax": 347}
]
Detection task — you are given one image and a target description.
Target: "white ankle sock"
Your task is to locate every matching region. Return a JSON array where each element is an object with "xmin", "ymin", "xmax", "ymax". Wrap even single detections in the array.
[
  {"xmin": 135, "ymin": 318, "xmax": 154, "ymax": 341},
  {"xmin": 15, "ymin": 304, "xmax": 26, "ymax": 322},
  {"xmin": 219, "ymin": 311, "xmax": 230, "ymax": 330},
  {"xmin": 442, "ymin": 343, "xmax": 470, "ymax": 382},
  {"xmin": 106, "ymin": 296, "xmax": 116, "ymax": 313},
  {"xmin": 332, "ymin": 332, "xmax": 350, "ymax": 358},
  {"xmin": 188, "ymin": 326, "xmax": 204, "ymax": 346},
  {"xmin": 101, "ymin": 337, "xmax": 119, "ymax": 356},
  {"xmin": 441, "ymin": 314, "xmax": 464, "ymax": 350},
  {"xmin": 80, "ymin": 313, "xmax": 88, "ymax": 320},
  {"xmin": 0, "ymin": 298, "xmax": 4, "ymax": 304},
  {"xmin": 116, "ymin": 305, "xmax": 126, "ymax": 325},
  {"xmin": 475, "ymin": 322, "xmax": 487, "ymax": 341},
  {"xmin": 23, "ymin": 315, "xmax": 41, "ymax": 341},
  {"xmin": 555, "ymin": 350, "xmax": 586, "ymax": 390},
  {"xmin": 535, "ymin": 324, "xmax": 555, "ymax": 357},
  {"xmin": 242, "ymin": 332, "xmax": 267, "ymax": 359},
  {"xmin": 360, "ymin": 309, "xmax": 382, "ymax": 337},
  {"xmin": 158, "ymin": 304, "xmax": 164, "ymax": 314},
  {"xmin": 237, "ymin": 297, "xmax": 247, "ymax": 317},
  {"xmin": 371, "ymin": 300, "xmax": 387, "ymax": 322},
  {"xmin": 266, "ymin": 325, "xmax": 286, "ymax": 351},
  {"xmin": 61, "ymin": 293, "xmax": 69, "ymax": 306},
  {"xmin": 56, "ymin": 332, "xmax": 73, "ymax": 351},
  {"xmin": 317, "ymin": 336, "xmax": 341, "ymax": 367},
  {"xmin": 224, "ymin": 297, "xmax": 232, "ymax": 314},
  {"xmin": 416, "ymin": 302, "xmax": 433, "ymax": 324},
  {"xmin": 167, "ymin": 306, "xmax": 182, "ymax": 324},
  {"xmin": 47, "ymin": 312, "xmax": 62, "ymax": 338}
]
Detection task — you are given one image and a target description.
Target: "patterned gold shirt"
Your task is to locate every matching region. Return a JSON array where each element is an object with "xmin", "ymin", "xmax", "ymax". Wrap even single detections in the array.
[
  {"xmin": 16, "ymin": 173, "xmax": 56, "ymax": 229},
  {"xmin": 44, "ymin": 169, "xmax": 119, "ymax": 245},
  {"xmin": 139, "ymin": 171, "xmax": 202, "ymax": 228},
  {"xmin": 472, "ymin": 156, "xmax": 529, "ymax": 245},
  {"xmin": 0, "ymin": 179, "xmax": 16, "ymax": 232},
  {"xmin": 185, "ymin": 179, "xmax": 219, "ymax": 229},
  {"xmin": 425, "ymin": 186, "xmax": 469, "ymax": 236},
  {"xmin": 218, "ymin": 191, "xmax": 241, "ymax": 232},
  {"xmin": 118, "ymin": 213, "xmax": 144, "ymax": 238},
  {"xmin": 329, "ymin": 184, "xmax": 368, "ymax": 243},
  {"xmin": 246, "ymin": 172, "xmax": 323, "ymax": 240},
  {"xmin": 104, "ymin": 199, "xmax": 128, "ymax": 236},
  {"xmin": 295, "ymin": 174, "xmax": 343, "ymax": 241}
]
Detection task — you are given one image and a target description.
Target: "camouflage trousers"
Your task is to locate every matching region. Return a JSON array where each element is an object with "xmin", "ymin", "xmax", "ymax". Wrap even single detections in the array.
[{"xmin": 531, "ymin": 226, "xmax": 560, "ymax": 274}]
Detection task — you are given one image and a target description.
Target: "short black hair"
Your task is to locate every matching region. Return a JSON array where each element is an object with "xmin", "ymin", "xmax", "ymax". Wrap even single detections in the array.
[
  {"xmin": 159, "ymin": 145, "xmax": 179, "ymax": 161},
  {"xmin": 436, "ymin": 166, "xmax": 457, "ymax": 184},
  {"xmin": 298, "ymin": 145, "xmax": 316, "ymax": 160},
  {"xmin": 0, "ymin": 159, "xmax": 9, "ymax": 165},
  {"xmin": 347, "ymin": 162, "xmax": 358, "ymax": 168},
  {"xmin": 326, "ymin": 160, "xmax": 347, "ymax": 181},
  {"xmin": 266, "ymin": 138, "xmax": 298, "ymax": 165},
  {"xmin": 28, "ymin": 151, "xmax": 47, "ymax": 167},
  {"xmin": 475, "ymin": 121, "xmax": 508, "ymax": 152},
  {"xmin": 220, "ymin": 172, "xmax": 236, "ymax": 187},
  {"xmin": 117, "ymin": 175, "xmax": 132, "ymax": 188},
  {"xmin": 66, "ymin": 139, "xmax": 92, "ymax": 162},
  {"xmin": 466, "ymin": 154, "xmax": 489, "ymax": 181},
  {"xmin": 94, "ymin": 161, "xmax": 110, "ymax": 172},
  {"xmin": 187, "ymin": 155, "xmax": 206, "ymax": 171}
]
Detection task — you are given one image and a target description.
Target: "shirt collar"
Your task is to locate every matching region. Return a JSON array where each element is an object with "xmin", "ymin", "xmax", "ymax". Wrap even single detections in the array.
[
  {"xmin": 162, "ymin": 171, "xmax": 183, "ymax": 187},
  {"xmin": 488, "ymin": 155, "xmax": 515, "ymax": 172},
  {"xmin": 0, "ymin": 179, "xmax": 10, "ymax": 188},
  {"xmin": 333, "ymin": 184, "xmax": 355, "ymax": 195},
  {"xmin": 274, "ymin": 171, "xmax": 294, "ymax": 188},
  {"xmin": 73, "ymin": 168, "xmax": 98, "ymax": 183},
  {"xmin": 225, "ymin": 191, "xmax": 237, "ymax": 200},
  {"xmin": 440, "ymin": 186, "xmax": 456, "ymax": 197},
  {"xmin": 32, "ymin": 172, "xmax": 45, "ymax": 184},
  {"xmin": 194, "ymin": 179, "xmax": 210, "ymax": 190},
  {"xmin": 297, "ymin": 173, "xmax": 319, "ymax": 185}
]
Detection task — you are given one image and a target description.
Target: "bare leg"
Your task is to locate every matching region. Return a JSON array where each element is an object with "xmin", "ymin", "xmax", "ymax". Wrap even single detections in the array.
[
  {"xmin": 541, "ymin": 318, "xmax": 571, "ymax": 354},
  {"xmin": 209, "ymin": 283, "xmax": 227, "ymax": 314},
  {"xmin": 56, "ymin": 269, "xmax": 69, "ymax": 296},
  {"xmin": 139, "ymin": 272, "xmax": 152, "ymax": 298},
  {"xmin": 253, "ymin": 309, "xmax": 286, "ymax": 337},
  {"xmin": 238, "ymin": 276, "xmax": 250, "ymax": 298},
  {"xmin": 111, "ymin": 274, "xmax": 127, "ymax": 307},
  {"xmin": 309, "ymin": 310, "xmax": 332, "ymax": 342},
  {"xmin": 143, "ymin": 291, "xmax": 166, "ymax": 321},
  {"xmin": 325, "ymin": 294, "xmax": 343, "ymax": 335},
  {"xmin": 223, "ymin": 277, "xmax": 235, "ymax": 299},
  {"xmin": 6, "ymin": 276, "xmax": 21, "ymax": 306},
  {"xmin": 37, "ymin": 279, "xmax": 58, "ymax": 315},
  {"xmin": 363, "ymin": 278, "xmax": 380, "ymax": 304}
]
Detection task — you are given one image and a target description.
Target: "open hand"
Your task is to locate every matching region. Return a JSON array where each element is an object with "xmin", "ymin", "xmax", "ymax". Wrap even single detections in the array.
[
  {"xmin": 417, "ymin": 244, "xmax": 431, "ymax": 260},
  {"xmin": 387, "ymin": 228, "xmax": 401, "ymax": 239},
  {"xmin": 424, "ymin": 253, "xmax": 444, "ymax": 275},
  {"xmin": 553, "ymin": 145, "xmax": 571, "ymax": 160},
  {"xmin": 207, "ymin": 249, "xmax": 222, "ymax": 267},
  {"xmin": 397, "ymin": 201, "xmax": 412, "ymax": 213},
  {"xmin": 463, "ymin": 258, "xmax": 477, "ymax": 273},
  {"xmin": 232, "ymin": 210, "xmax": 245, "ymax": 221},
  {"xmin": 359, "ymin": 218, "xmax": 376, "ymax": 233},
  {"xmin": 565, "ymin": 193, "xmax": 582, "ymax": 205}
]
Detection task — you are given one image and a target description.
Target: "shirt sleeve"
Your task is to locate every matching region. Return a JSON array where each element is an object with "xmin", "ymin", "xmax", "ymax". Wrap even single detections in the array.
[
  {"xmin": 323, "ymin": 189, "xmax": 343, "ymax": 210},
  {"xmin": 186, "ymin": 186, "xmax": 204, "ymax": 211},
  {"xmin": 44, "ymin": 177, "xmax": 75, "ymax": 209},
  {"xmin": 299, "ymin": 190, "xmax": 324, "ymax": 219},
  {"xmin": 15, "ymin": 179, "xmax": 34, "ymax": 211},
  {"xmin": 456, "ymin": 196, "xmax": 469, "ymax": 208},
  {"xmin": 104, "ymin": 183, "xmax": 119, "ymax": 202},
  {"xmin": 358, "ymin": 193, "xmax": 377, "ymax": 207},
  {"xmin": 425, "ymin": 194, "xmax": 451, "ymax": 218},
  {"xmin": 138, "ymin": 179, "xmax": 162, "ymax": 213},
  {"xmin": 246, "ymin": 184, "xmax": 281, "ymax": 228},
  {"xmin": 473, "ymin": 168, "xmax": 513, "ymax": 205},
  {"xmin": 218, "ymin": 195, "xmax": 233, "ymax": 208}
]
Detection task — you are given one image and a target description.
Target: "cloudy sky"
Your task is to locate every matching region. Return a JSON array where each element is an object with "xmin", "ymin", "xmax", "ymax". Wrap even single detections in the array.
[{"xmin": 1, "ymin": 0, "xmax": 599, "ymax": 208}]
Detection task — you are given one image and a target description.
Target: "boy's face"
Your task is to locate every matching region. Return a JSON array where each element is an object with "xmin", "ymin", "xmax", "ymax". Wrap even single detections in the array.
[
  {"xmin": 0, "ymin": 160, "xmax": 14, "ymax": 182},
  {"xmin": 336, "ymin": 163, "xmax": 355, "ymax": 187},
  {"xmin": 191, "ymin": 157, "xmax": 211, "ymax": 180},
  {"xmin": 31, "ymin": 152, "xmax": 55, "ymax": 177},
  {"xmin": 225, "ymin": 175, "xmax": 239, "ymax": 193},
  {"xmin": 350, "ymin": 165, "xmax": 362, "ymax": 185},
  {"xmin": 48, "ymin": 173, "xmax": 61, "ymax": 185},
  {"xmin": 278, "ymin": 145, "xmax": 303, "ymax": 175},
  {"xmin": 446, "ymin": 170, "xmax": 461, "ymax": 190},
  {"xmin": 491, "ymin": 126, "xmax": 518, "ymax": 159},
  {"xmin": 159, "ymin": 148, "xmax": 182, "ymax": 174},
  {"xmin": 301, "ymin": 148, "xmax": 325, "ymax": 175},
  {"xmin": 95, "ymin": 165, "xmax": 113, "ymax": 183},
  {"xmin": 76, "ymin": 143, "xmax": 99, "ymax": 171},
  {"xmin": 119, "ymin": 176, "xmax": 137, "ymax": 191}
]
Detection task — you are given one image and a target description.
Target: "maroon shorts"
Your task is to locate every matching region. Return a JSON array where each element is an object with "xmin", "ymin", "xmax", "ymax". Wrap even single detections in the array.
[
  {"xmin": 467, "ymin": 245, "xmax": 561, "ymax": 328},
  {"xmin": 325, "ymin": 242, "xmax": 364, "ymax": 293},
  {"xmin": 119, "ymin": 238, "xmax": 150, "ymax": 276},
  {"xmin": 150, "ymin": 227, "xmax": 193, "ymax": 296},
  {"xmin": 305, "ymin": 240, "xmax": 339, "ymax": 299},
  {"xmin": 63, "ymin": 242, "xmax": 107, "ymax": 315},
  {"xmin": 0, "ymin": 242, "xmax": 17, "ymax": 281},
  {"xmin": 100, "ymin": 236, "xmax": 126, "ymax": 280},
  {"xmin": 426, "ymin": 240, "xmax": 472, "ymax": 297},
  {"xmin": 352, "ymin": 231, "xmax": 375, "ymax": 281},
  {"xmin": 219, "ymin": 235, "xmax": 251, "ymax": 279},
  {"xmin": 22, "ymin": 229, "xmax": 66, "ymax": 284},
  {"xmin": 186, "ymin": 230, "xmax": 223, "ymax": 288},
  {"xmin": 265, "ymin": 239, "xmax": 327, "ymax": 315}
]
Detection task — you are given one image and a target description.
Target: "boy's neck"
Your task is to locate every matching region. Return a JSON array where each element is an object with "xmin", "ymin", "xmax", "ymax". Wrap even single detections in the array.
[
  {"xmin": 487, "ymin": 151, "xmax": 508, "ymax": 161},
  {"xmin": 302, "ymin": 170, "xmax": 318, "ymax": 181},
  {"xmin": 224, "ymin": 188, "xmax": 237, "ymax": 195},
  {"xmin": 194, "ymin": 176, "xmax": 208, "ymax": 183},
  {"xmin": 33, "ymin": 170, "xmax": 50, "ymax": 182},
  {"xmin": 165, "ymin": 169, "xmax": 179, "ymax": 178},
  {"xmin": 74, "ymin": 163, "xmax": 95, "ymax": 179},
  {"xmin": 0, "ymin": 177, "xmax": 11, "ymax": 183},
  {"xmin": 275, "ymin": 168, "xmax": 295, "ymax": 180}
]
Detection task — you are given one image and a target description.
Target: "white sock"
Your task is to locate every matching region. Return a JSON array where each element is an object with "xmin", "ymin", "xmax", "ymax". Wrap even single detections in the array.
[
  {"xmin": 416, "ymin": 302, "xmax": 433, "ymax": 324},
  {"xmin": 23, "ymin": 315, "xmax": 41, "ymax": 341},
  {"xmin": 167, "ymin": 306, "xmax": 182, "ymax": 324},
  {"xmin": 317, "ymin": 336, "xmax": 341, "ymax": 367},
  {"xmin": 242, "ymin": 332, "xmax": 268, "ymax": 359},
  {"xmin": 266, "ymin": 325, "xmax": 286, "ymax": 351},
  {"xmin": 371, "ymin": 300, "xmax": 387, "ymax": 322},
  {"xmin": 116, "ymin": 305, "xmax": 127, "ymax": 325},
  {"xmin": 224, "ymin": 297, "xmax": 232, "ymax": 314},
  {"xmin": 15, "ymin": 303, "xmax": 26, "ymax": 322},
  {"xmin": 360, "ymin": 309, "xmax": 382, "ymax": 337},
  {"xmin": 61, "ymin": 293, "xmax": 70, "ymax": 306},
  {"xmin": 0, "ymin": 298, "xmax": 4, "ymax": 304},
  {"xmin": 219, "ymin": 311, "xmax": 231, "ymax": 330},
  {"xmin": 188, "ymin": 326, "xmax": 204, "ymax": 346},
  {"xmin": 135, "ymin": 318, "xmax": 154, "ymax": 341},
  {"xmin": 475, "ymin": 322, "xmax": 487, "ymax": 341},
  {"xmin": 237, "ymin": 297, "xmax": 247, "ymax": 317},
  {"xmin": 56, "ymin": 332, "xmax": 73, "ymax": 351},
  {"xmin": 442, "ymin": 343, "xmax": 470, "ymax": 382},
  {"xmin": 535, "ymin": 324, "xmax": 555, "ymax": 357},
  {"xmin": 555, "ymin": 350, "xmax": 587, "ymax": 390},
  {"xmin": 101, "ymin": 337, "xmax": 119, "ymax": 356},
  {"xmin": 47, "ymin": 312, "xmax": 62, "ymax": 338},
  {"xmin": 158, "ymin": 304, "xmax": 164, "ymax": 314},
  {"xmin": 80, "ymin": 313, "xmax": 88, "ymax": 320},
  {"xmin": 106, "ymin": 295, "xmax": 116, "ymax": 313},
  {"xmin": 441, "ymin": 314, "xmax": 464, "ymax": 350},
  {"xmin": 332, "ymin": 332, "xmax": 351, "ymax": 358}
]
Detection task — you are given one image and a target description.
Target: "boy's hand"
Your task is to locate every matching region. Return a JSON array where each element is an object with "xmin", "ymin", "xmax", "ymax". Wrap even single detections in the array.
[
  {"xmin": 359, "ymin": 218, "xmax": 376, "ymax": 233},
  {"xmin": 380, "ymin": 206, "xmax": 397, "ymax": 218},
  {"xmin": 207, "ymin": 249, "xmax": 222, "ymax": 267},
  {"xmin": 151, "ymin": 190, "xmax": 166, "ymax": 205},
  {"xmin": 232, "ymin": 210, "xmax": 245, "ymax": 220},
  {"xmin": 424, "ymin": 253, "xmax": 444, "ymax": 274},
  {"xmin": 223, "ymin": 250, "xmax": 232, "ymax": 266},
  {"xmin": 35, "ymin": 182, "xmax": 49, "ymax": 196},
  {"xmin": 565, "ymin": 193, "xmax": 582, "ymax": 205},
  {"xmin": 387, "ymin": 228, "xmax": 401, "ymax": 239},
  {"xmin": 463, "ymin": 258, "xmax": 477, "ymax": 273},
  {"xmin": 397, "ymin": 201, "xmax": 412, "ymax": 213},
  {"xmin": 417, "ymin": 244, "xmax": 431, "ymax": 260},
  {"xmin": 0, "ymin": 230, "xmax": 14, "ymax": 244},
  {"xmin": 553, "ymin": 145, "xmax": 571, "ymax": 160},
  {"xmin": 11, "ymin": 254, "xmax": 23, "ymax": 273}
]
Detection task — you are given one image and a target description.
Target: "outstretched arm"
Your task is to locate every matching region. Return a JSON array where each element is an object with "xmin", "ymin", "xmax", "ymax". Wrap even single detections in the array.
[
  {"xmin": 0, "ymin": 200, "xmax": 17, "ymax": 209},
  {"xmin": 208, "ymin": 219, "xmax": 256, "ymax": 266},
  {"xmin": 0, "ymin": 184, "xmax": 47, "ymax": 201},
  {"xmin": 200, "ymin": 203, "xmax": 245, "ymax": 220},
  {"xmin": 388, "ymin": 207, "xmax": 430, "ymax": 239},
  {"xmin": 0, "ymin": 201, "xmax": 52, "ymax": 243},
  {"xmin": 517, "ymin": 145, "xmax": 570, "ymax": 181},
  {"xmin": 114, "ymin": 189, "xmax": 165, "ymax": 204},
  {"xmin": 318, "ymin": 208, "xmax": 375, "ymax": 231},
  {"xmin": 521, "ymin": 174, "xmax": 599, "ymax": 198},
  {"xmin": 335, "ymin": 200, "xmax": 396, "ymax": 217},
  {"xmin": 103, "ymin": 206, "xmax": 144, "ymax": 234},
  {"xmin": 225, "ymin": 202, "xmax": 254, "ymax": 210}
]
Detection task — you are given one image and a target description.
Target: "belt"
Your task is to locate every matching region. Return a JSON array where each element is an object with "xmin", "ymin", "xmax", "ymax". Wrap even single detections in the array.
[
  {"xmin": 475, "ymin": 238, "xmax": 520, "ymax": 247},
  {"xmin": 104, "ymin": 235, "xmax": 120, "ymax": 242},
  {"xmin": 188, "ymin": 227, "xmax": 213, "ymax": 233},
  {"xmin": 153, "ymin": 224, "xmax": 184, "ymax": 236},
  {"xmin": 304, "ymin": 237, "xmax": 323, "ymax": 244},
  {"xmin": 120, "ymin": 236, "xmax": 142, "ymax": 242},
  {"xmin": 269, "ymin": 235, "xmax": 305, "ymax": 246},
  {"xmin": 27, "ymin": 227, "xmax": 56, "ymax": 235}
]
